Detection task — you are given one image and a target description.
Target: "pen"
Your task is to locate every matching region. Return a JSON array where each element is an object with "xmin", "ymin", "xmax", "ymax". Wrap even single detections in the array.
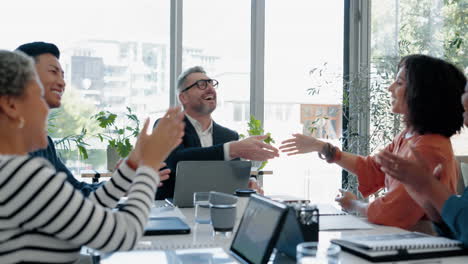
[{"xmin": 164, "ymin": 198, "xmax": 176, "ymax": 208}]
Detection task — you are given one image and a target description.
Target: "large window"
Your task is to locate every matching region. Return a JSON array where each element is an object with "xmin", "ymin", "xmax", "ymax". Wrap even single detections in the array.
[
  {"xmin": 263, "ymin": 0, "xmax": 344, "ymax": 202},
  {"xmin": 183, "ymin": 0, "xmax": 251, "ymax": 133},
  {"xmin": 370, "ymin": 0, "xmax": 467, "ymax": 155},
  {"xmin": 3, "ymin": 0, "xmax": 464, "ymax": 198},
  {"xmin": 1, "ymin": 0, "xmax": 170, "ymax": 176}
]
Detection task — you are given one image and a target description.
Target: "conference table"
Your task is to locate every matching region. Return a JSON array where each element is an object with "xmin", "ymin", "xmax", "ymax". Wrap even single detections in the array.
[{"xmin": 100, "ymin": 201, "xmax": 468, "ymax": 264}]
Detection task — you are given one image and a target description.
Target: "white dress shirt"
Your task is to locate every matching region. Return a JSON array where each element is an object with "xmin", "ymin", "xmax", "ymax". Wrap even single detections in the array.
[{"xmin": 185, "ymin": 114, "xmax": 233, "ymax": 160}]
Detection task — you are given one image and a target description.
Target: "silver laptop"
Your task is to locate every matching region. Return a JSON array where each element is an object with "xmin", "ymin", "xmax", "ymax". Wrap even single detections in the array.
[
  {"xmin": 166, "ymin": 195, "xmax": 289, "ymax": 264},
  {"xmin": 171, "ymin": 161, "xmax": 251, "ymax": 208},
  {"xmin": 101, "ymin": 195, "xmax": 289, "ymax": 264},
  {"xmin": 172, "ymin": 195, "xmax": 289, "ymax": 264}
]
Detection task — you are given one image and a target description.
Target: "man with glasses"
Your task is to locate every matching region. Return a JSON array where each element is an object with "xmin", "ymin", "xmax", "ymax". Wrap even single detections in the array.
[{"xmin": 154, "ymin": 66, "xmax": 279, "ymax": 200}]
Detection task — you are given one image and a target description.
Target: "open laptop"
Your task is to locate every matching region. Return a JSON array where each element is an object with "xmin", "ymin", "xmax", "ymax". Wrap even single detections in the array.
[
  {"xmin": 102, "ymin": 194, "xmax": 289, "ymax": 264},
  {"xmin": 170, "ymin": 161, "xmax": 251, "ymax": 207},
  {"xmin": 173, "ymin": 194, "xmax": 289, "ymax": 264},
  {"xmin": 228, "ymin": 194, "xmax": 289, "ymax": 264}
]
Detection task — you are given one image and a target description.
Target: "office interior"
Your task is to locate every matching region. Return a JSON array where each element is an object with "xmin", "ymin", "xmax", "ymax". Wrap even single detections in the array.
[{"xmin": 1, "ymin": 0, "xmax": 466, "ymax": 205}]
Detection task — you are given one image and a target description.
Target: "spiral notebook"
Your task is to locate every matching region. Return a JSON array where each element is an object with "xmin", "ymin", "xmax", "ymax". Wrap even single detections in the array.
[{"xmin": 332, "ymin": 232, "xmax": 468, "ymax": 262}]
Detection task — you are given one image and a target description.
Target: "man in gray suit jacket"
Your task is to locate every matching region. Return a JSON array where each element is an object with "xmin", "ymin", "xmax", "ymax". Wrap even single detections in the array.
[{"xmin": 155, "ymin": 66, "xmax": 279, "ymax": 199}]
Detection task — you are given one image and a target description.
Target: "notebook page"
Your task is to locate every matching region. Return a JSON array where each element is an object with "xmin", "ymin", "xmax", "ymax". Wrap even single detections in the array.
[
  {"xmin": 134, "ymin": 240, "xmax": 224, "ymax": 251},
  {"xmin": 101, "ymin": 248, "xmax": 238, "ymax": 264},
  {"xmin": 316, "ymin": 203, "xmax": 347, "ymax": 216},
  {"xmin": 320, "ymin": 215, "xmax": 373, "ymax": 230}
]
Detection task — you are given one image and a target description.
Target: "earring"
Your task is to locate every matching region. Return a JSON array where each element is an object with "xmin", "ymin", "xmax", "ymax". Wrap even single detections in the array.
[{"xmin": 18, "ymin": 117, "xmax": 25, "ymax": 129}]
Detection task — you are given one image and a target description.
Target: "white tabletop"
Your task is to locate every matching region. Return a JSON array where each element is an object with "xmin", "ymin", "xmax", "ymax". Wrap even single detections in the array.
[{"xmin": 101, "ymin": 202, "xmax": 468, "ymax": 264}]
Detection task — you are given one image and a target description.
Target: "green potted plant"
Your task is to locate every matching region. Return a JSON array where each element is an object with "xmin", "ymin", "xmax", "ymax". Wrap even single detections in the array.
[
  {"xmin": 48, "ymin": 111, "xmax": 89, "ymax": 160},
  {"xmin": 93, "ymin": 107, "xmax": 140, "ymax": 170},
  {"xmin": 240, "ymin": 115, "xmax": 275, "ymax": 171}
]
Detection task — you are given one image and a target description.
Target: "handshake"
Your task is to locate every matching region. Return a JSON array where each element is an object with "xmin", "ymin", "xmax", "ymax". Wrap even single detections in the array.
[{"xmin": 230, "ymin": 133, "xmax": 320, "ymax": 162}]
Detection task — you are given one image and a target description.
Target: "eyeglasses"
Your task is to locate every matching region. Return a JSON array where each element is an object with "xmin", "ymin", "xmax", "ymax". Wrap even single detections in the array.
[{"xmin": 181, "ymin": 79, "xmax": 219, "ymax": 93}]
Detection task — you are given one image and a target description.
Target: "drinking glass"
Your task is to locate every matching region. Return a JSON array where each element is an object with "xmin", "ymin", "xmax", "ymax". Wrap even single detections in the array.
[
  {"xmin": 296, "ymin": 242, "xmax": 341, "ymax": 264},
  {"xmin": 193, "ymin": 192, "xmax": 211, "ymax": 224},
  {"xmin": 209, "ymin": 192, "xmax": 237, "ymax": 238}
]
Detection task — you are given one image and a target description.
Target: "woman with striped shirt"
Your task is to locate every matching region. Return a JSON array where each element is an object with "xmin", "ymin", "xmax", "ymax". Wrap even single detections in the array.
[{"xmin": 0, "ymin": 50, "xmax": 185, "ymax": 264}]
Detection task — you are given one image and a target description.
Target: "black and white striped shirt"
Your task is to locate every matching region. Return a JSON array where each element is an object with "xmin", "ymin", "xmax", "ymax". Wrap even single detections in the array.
[{"xmin": 0, "ymin": 155, "xmax": 160, "ymax": 264}]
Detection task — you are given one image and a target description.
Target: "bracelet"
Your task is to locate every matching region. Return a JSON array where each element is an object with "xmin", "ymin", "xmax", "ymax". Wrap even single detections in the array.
[{"xmin": 318, "ymin": 143, "xmax": 342, "ymax": 163}]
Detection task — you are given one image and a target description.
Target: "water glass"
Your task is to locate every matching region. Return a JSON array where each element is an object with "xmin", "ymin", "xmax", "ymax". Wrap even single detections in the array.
[
  {"xmin": 296, "ymin": 242, "xmax": 341, "ymax": 264},
  {"xmin": 194, "ymin": 192, "xmax": 211, "ymax": 224},
  {"xmin": 234, "ymin": 188, "xmax": 256, "ymax": 220},
  {"xmin": 209, "ymin": 192, "xmax": 237, "ymax": 237}
]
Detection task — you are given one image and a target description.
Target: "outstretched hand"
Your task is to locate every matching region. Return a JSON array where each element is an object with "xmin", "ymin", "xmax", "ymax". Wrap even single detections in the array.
[
  {"xmin": 375, "ymin": 145, "xmax": 448, "ymax": 222},
  {"xmin": 230, "ymin": 135, "xmax": 279, "ymax": 161},
  {"xmin": 279, "ymin": 133, "xmax": 324, "ymax": 156}
]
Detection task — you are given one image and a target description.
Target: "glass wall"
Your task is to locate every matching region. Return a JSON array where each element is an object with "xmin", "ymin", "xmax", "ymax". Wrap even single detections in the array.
[{"xmin": 263, "ymin": 0, "xmax": 344, "ymax": 202}]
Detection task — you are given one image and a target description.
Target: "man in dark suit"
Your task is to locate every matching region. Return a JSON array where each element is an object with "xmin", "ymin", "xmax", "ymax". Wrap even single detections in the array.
[{"xmin": 155, "ymin": 66, "xmax": 279, "ymax": 200}]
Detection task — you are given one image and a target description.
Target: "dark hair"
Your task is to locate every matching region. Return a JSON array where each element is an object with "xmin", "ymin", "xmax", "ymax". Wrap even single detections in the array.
[
  {"xmin": 399, "ymin": 54, "xmax": 466, "ymax": 137},
  {"xmin": 15, "ymin": 42, "xmax": 60, "ymax": 61}
]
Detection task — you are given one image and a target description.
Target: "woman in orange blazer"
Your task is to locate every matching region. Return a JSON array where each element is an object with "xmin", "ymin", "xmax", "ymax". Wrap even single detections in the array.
[{"xmin": 280, "ymin": 55, "xmax": 466, "ymax": 230}]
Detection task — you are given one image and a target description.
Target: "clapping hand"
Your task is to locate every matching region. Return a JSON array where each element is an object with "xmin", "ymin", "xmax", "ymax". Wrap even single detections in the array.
[
  {"xmin": 375, "ymin": 146, "xmax": 442, "ymax": 194},
  {"xmin": 375, "ymin": 146, "xmax": 446, "ymax": 222},
  {"xmin": 133, "ymin": 107, "xmax": 185, "ymax": 171}
]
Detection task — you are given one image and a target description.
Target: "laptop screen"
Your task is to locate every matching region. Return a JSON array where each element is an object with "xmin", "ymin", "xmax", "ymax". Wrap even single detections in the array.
[
  {"xmin": 174, "ymin": 161, "xmax": 251, "ymax": 207},
  {"xmin": 230, "ymin": 195, "xmax": 288, "ymax": 264}
]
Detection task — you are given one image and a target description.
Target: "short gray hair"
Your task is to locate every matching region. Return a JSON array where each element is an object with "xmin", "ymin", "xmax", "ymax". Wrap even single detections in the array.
[
  {"xmin": 177, "ymin": 66, "xmax": 206, "ymax": 93},
  {"xmin": 0, "ymin": 50, "xmax": 37, "ymax": 97}
]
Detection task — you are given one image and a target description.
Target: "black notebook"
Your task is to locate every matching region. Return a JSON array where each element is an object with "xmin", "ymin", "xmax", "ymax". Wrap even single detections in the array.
[
  {"xmin": 144, "ymin": 217, "xmax": 190, "ymax": 236},
  {"xmin": 332, "ymin": 232, "xmax": 468, "ymax": 262}
]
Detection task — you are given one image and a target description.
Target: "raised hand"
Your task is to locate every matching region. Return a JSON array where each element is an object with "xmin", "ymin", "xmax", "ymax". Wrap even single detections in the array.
[
  {"xmin": 375, "ymin": 146, "xmax": 441, "ymax": 194},
  {"xmin": 375, "ymin": 146, "xmax": 446, "ymax": 221},
  {"xmin": 230, "ymin": 135, "xmax": 279, "ymax": 161},
  {"xmin": 138, "ymin": 107, "xmax": 185, "ymax": 171},
  {"xmin": 279, "ymin": 133, "xmax": 325, "ymax": 156}
]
